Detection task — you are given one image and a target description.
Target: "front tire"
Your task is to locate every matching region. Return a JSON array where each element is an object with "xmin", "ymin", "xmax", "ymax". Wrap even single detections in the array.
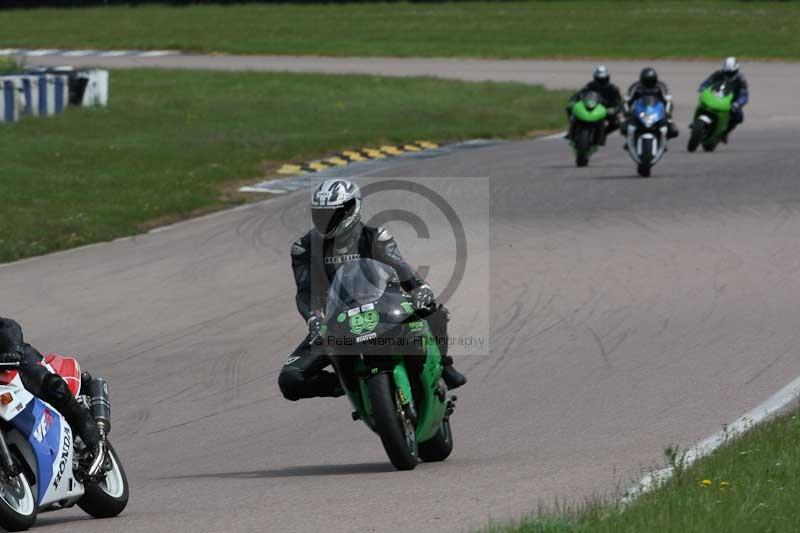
[
  {"xmin": 687, "ymin": 122, "xmax": 704, "ymax": 152},
  {"xmin": 0, "ymin": 469, "xmax": 37, "ymax": 532},
  {"xmin": 418, "ymin": 418, "xmax": 453, "ymax": 462},
  {"xmin": 702, "ymin": 141, "xmax": 717, "ymax": 152},
  {"xmin": 575, "ymin": 127, "xmax": 591, "ymax": 167},
  {"xmin": 638, "ymin": 137, "xmax": 653, "ymax": 177},
  {"xmin": 78, "ymin": 442, "xmax": 129, "ymax": 519},
  {"xmin": 367, "ymin": 373, "xmax": 418, "ymax": 471}
]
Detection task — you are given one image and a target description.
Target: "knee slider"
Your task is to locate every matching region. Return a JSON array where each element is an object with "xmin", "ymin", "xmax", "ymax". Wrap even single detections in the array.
[
  {"xmin": 278, "ymin": 370, "xmax": 305, "ymax": 401},
  {"xmin": 42, "ymin": 373, "xmax": 71, "ymax": 404}
]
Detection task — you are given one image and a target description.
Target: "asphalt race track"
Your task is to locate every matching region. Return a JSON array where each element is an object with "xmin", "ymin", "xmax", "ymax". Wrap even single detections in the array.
[{"xmin": 5, "ymin": 57, "xmax": 800, "ymax": 532}]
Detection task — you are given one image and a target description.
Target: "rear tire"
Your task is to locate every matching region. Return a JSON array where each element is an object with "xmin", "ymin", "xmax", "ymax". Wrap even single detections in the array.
[
  {"xmin": 0, "ymin": 468, "xmax": 37, "ymax": 532},
  {"xmin": 575, "ymin": 127, "xmax": 591, "ymax": 167},
  {"xmin": 78, "ymin": 443, "xmax": 129, "ymax": 519},
  {"xmin": 367, "ymin": 373, "xmax": 418, "ymax": 471},
  {"xmin": 702, "ymin": 142, "xmax": 717, "ymax": 152},
  {"xmin": 418, "ymin": 418, "xmax": 453, "ymax": 462}
]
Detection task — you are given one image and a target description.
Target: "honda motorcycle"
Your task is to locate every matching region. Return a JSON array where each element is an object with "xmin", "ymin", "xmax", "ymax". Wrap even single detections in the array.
[
  {"xmin": 0, "ymin": 355, "xmax": 128, "ymax": 531},
  {"xmin": 322, "ymin": 259, "xmax": 455, "ymax": 471},
  {"xmin": 625, "ymin": 95, "xmax": 669, "ymax": 177}
]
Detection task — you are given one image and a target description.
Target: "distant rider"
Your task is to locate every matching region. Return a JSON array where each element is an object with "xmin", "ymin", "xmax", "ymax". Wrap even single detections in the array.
[
  {"xmin": 278, "ymin": 179, "xmax": 467, "ymax": 401},
  {"xmin": 699, "ymin": 57, "xmax": 748, "ymax": 142},
  {"xmin": 624, "ymin": 67, "xmax": 679, "ymax": 140},
  {"xmin": 0, "ymin": 317, "xmax": 101, "ymax": 451},
  {"xmin": 566, "ymin": 65, "xmax": 624, "ymax": 144}
]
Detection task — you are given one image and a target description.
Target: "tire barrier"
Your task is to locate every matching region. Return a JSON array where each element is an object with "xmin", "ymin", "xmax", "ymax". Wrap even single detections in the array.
[{"xmin": 0, "ymin": 67, "xmax": 108, "ymax": 123}]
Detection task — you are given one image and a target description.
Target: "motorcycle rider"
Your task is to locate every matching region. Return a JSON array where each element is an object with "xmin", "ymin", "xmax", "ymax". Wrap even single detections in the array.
[
  {"xmin": 566, "ymin": 65, "xmax": 624, "ymax": 144},
  {"xmin": 699, "ymin": 57, "xmax": 748, "ymax": 142},
  {"xmin": 0, "ymin": 317, "xmax": 101, "ymax": 451},
  {"xmin": 278, "ymin": 179, "xmax": 467, "ymax": 401},
  {"xmin": 624, "ymin": 67, "xmax": 680, "ymax": 141}
]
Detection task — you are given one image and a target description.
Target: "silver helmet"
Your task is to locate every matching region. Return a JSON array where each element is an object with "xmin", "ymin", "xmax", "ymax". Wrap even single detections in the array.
[
  {"xmin": 593, "ymin": 65, "xmax": 610, "ymax": 85},
  {"xmin": 722, "ymin": 57, "xmax": 740, "ymax": 78},
  {"xmin": 311, "ymin": 179, "xmax": 363, "ymax": 238}
]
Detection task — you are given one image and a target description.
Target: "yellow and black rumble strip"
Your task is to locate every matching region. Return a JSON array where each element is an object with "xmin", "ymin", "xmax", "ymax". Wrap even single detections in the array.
[{"xmin": 277, "ymin": 140, "xmax": 439, "ymax": 175}]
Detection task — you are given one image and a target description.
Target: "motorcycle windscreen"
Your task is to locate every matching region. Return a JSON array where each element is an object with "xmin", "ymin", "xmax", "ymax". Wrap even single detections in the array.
[
  {"xmin": 325, "ymin": 259, "xmax": 401, "ymax": 317},
  {"xmin": 634, "ymin": 97, "xmax": 665, "ymax": 128}
]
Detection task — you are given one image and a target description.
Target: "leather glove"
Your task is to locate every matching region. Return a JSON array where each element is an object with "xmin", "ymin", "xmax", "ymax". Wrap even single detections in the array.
[
  {"xmin": 0, "ymin": 350, "xmax": 21, "ymax": 364},
  {"xmin": 307, "ymin": 313, "xmax": 323, "ymax": 338},
  {"xmin": 412, "ymin": 284, "xmax": 435, "ymax": 311}
]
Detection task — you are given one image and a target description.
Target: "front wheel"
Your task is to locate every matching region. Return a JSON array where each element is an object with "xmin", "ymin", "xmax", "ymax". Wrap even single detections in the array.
[
  {"xmin": 78, "ymin": 442, "xmax": 129, "ymax": 519},
  {"xmin": 702, "ymin": 141, "xmax": 717, "ymax": 152},
  {"xmin": 637, "ymin": 164, "xmax": 651, "ymax": 178},
  {"xmin": 0, "ymin": 469, "xmax": 37, "ymax": 532},
  {"xmin": 367, "ymin": 373, "xmax": 418, "ymax": 471},
  {"xmin": 575, "ymin": 127, "xmax": 591, "ymax": 167},
  {"xmin": 687, "ymin": 122, "xmax": 704, "ymax": 152},
  {"xmin": 419, "ymin": 418, "xmax": 453, "ymax": 462}
]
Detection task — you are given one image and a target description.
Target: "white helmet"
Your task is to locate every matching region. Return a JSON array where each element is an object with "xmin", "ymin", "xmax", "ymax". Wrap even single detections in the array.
[
  {"xmin": 311, "ymin": 179, "xmax": 362, "ymax": 238},
  {"xmin": 722, "ymin": 57, "xmax": 739, "ymax": 77}
]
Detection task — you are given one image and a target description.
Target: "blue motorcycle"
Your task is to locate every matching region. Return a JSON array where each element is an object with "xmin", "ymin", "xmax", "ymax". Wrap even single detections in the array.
[{"xmin": 625, "ymin": 95, "xmax": 669, "ymax": 177}]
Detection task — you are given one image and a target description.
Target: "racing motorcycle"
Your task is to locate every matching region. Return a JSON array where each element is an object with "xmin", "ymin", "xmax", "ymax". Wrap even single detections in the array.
[
  {"xmin": 567, "ymin": 91, "xmax": 608, "ymax": 167},
  {"xmin": 0, "ymin": 355, "xmax": 128, "ymax": 531},
  {"xmin": 322, "ymin": 259, "xmax": 455, "ymax": 471},
  {"xmin": 625, "ymin": 95, "xmax": 669, "ymax": 177},
  {"xmin": 688, "ymin": 80, "xmax": 733, "ymax": 153}
]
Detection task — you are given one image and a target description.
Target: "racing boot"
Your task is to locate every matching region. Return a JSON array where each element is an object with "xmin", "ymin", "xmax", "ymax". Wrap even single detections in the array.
[
  {"xmin": 441, "ymin": 356, "xmax": 467, "ymax": 390},
  {"xmin": 667, "ymin": 120, "xmax": 679, "ymax": 139},
  {"xmin": 42, "ymin": 373, "xmax": 101, "ymax": 449}
]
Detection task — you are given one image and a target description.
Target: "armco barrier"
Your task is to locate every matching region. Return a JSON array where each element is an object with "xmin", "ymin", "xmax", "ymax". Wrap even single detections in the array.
[
  {"xmin": 1, "ymin": 78, "xmax": 23, "ymax": 123},
  {"xmin": 0, "ymin": 68, "xmax": 108, "ymax": 123}
]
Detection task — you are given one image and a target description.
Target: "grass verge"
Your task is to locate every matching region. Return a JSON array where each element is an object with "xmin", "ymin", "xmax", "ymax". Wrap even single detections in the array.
[
  {"xmin": 487, "ymin": 406, "xmax": 800, "ymax": 532},
  {"xmin": 0, "ymin": 69, "xmax": 568, "ymax": 263},
  {"xmin": 0, "ymin": 2, "xmax": 798, "ymax": 60}
]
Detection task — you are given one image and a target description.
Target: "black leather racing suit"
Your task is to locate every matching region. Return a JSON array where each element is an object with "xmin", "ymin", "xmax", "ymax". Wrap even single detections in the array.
[
  {"xmin": 278, "ymin": 223, "xmax": 450, "ymax": 401},
  {"xmin": 0, "ymin": 318, "xmax": 99, "ymax": 445}
]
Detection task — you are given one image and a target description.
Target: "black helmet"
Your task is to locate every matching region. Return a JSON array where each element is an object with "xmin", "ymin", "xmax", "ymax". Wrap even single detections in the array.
[
  {"xmin": 640, "ymin": 67, "xmax": 658, "ymax": 89},
  {"xmin": 593, "ymin": 65, "xmax": 610, "ymax": 87},
  {"xmin": 0, "ymin": 318, "xmax": 24, "ymax": 355}
]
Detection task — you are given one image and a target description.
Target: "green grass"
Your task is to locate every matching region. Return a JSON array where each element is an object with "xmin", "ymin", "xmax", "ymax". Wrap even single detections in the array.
[
  {"xmin": 488, "ymin": 407, "xmax": 800, "ymax": 532},
  {"xmin": 0, "ymin": 69, "xmax": 568, "ymax": 263},
  {"xmin": 1, "ymin": 2, "xmax": 799, "ymax": 60}
]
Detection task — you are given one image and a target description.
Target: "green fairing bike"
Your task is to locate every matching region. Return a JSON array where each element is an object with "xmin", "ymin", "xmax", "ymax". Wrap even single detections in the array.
[
  {"xmin": 567, "ymin": 91, "xmax": 608, "ymax": 167},
  {"xmin": 688, "ymin": 80, "xmax": 734, "ymax": 153},
  {"xmin": 322, "ymin": 259, "xmax": 455, "ymax": 471}
]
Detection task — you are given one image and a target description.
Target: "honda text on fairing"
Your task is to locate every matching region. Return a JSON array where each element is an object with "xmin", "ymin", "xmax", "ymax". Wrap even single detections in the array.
[
  {"xmin": 321, "ymin": 259, "xmax": 456, "ymax": 471},
  {"xmin": 567, "ymin": 91, "xmax": 609, "ymax": 167},
  {"xmin": 625, "ymin": 95, "xmax": 669, "ymax": 177},
  {"xmin": 688, "ymin": 80, "xmax": 734, "ymax": 153},
  {"xmin": 0, "ymin": 355, "xmax": 128, "ymax": 531}
]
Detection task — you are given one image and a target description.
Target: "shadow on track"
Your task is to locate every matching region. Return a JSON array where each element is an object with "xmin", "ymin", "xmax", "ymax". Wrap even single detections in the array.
[{"xmin": 158, "ymin": 462, "xmax": 395, "ymax": 481}]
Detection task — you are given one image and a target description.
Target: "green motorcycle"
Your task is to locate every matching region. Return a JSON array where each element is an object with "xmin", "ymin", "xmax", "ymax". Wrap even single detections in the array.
[
  {"xmin": 322, "ymin": 259, "xmax": 455, "ymax": 471},
  {"xmin": 688, "ymin": 80, "xmax": 733, "ymax": 153},
  {"xmin": 567, "ymin": 91, "xmax": 608, "ymax": 167}
]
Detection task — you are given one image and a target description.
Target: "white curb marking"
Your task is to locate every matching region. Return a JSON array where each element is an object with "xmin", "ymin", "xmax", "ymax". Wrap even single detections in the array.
[{"xmin": 622, "ymin": 373, "xmax": 800, "ymax": 504}]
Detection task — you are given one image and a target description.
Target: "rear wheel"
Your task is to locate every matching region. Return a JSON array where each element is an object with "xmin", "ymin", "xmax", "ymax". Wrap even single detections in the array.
[
  {"xmin": 0, "ymin": 468, "xmax": 37, "ymax": 532},
  {"xmin": 368, "ymin": 373, "xmax": 418, "ymax": 471},
  {"xmin": 78, "ymin": 442, "xmax": 129, "ymax": 519},
  {"xmin": 575, "ymin": 127, "xmax": 591, "ymax": 167},
  {"xmin": 418, "ymin": 418, "xmax": 453, "ymax": 462}
]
